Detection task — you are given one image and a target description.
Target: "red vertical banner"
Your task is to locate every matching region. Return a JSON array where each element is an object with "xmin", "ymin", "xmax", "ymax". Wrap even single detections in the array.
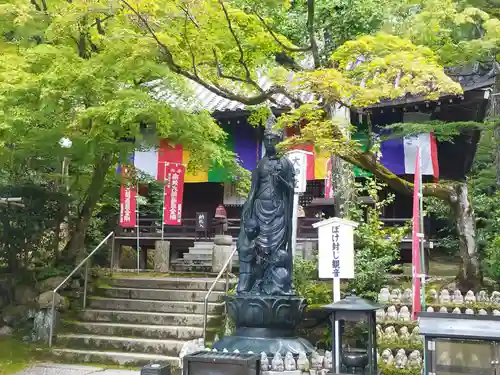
[
  {"xmin": 325, "ymin": 157, "xmax": 334, "ymax": 199},
  {"xmin": 119, "ymin": 166, "xmax": 137, "ymax": 228},
  {"xmin": 164, "ymin": 163, "xmax": 185, "ymax": 226},
  {"xmin": 157, "ymin": 140, "xmax": 183, "ymax": 182},
  {"xmin": 411, "ymin": 148, "xmax": 422, "ymax": 320}
]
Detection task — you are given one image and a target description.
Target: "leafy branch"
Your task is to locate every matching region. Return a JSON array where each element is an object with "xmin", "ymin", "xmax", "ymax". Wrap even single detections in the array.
[{"xmin": 120, "ymin": 0, "xmax": 299, "ymax": 106}]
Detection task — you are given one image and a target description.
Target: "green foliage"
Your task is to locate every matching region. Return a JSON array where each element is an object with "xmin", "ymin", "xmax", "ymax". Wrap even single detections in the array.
[
  {"xmin": 293, "ymin": 33, "xmax": 463, "ymax": 108},
  {"xmin": 0, "ymin": 0, "xmax": 244, "ymax": 263},
  {"xmin": 348, "ymin": 178, "xmax": 409, "ymax": 300},
  {"xmin": 388, "ymin": 0, "xmax": 499, "ymax": 66},
  {"xmin": 378, "ymin": 364, "xmax": 422, "ymax": 375},
  {"xmin": 293, "ymin": 256, "xmax": 332, "ymax": 306},
  {"xmin": 293, "ymin": 178, "xmax": 407, "ymax": 305}
]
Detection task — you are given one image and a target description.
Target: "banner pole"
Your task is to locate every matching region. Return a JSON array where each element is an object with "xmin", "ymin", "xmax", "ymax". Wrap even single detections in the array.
[
  {"xmin": 136, "ymin": 183, "xmax": 140, "ymax": 274},
  {"xmin": 419, "ymin": 151, "xmax": 426, "ymax": 311}
]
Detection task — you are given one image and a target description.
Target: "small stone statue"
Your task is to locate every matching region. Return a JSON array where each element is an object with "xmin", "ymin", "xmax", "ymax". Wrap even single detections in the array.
[
  {"xmin": 439, "ymin": 306, "xmax": 448, "ymax": 313},
  {"xmin": 402, "ymin": 289, "xmax": 412, "ymax": 303},
  {"xmin": 465, "ymin": 308, "xmax": 474, "ymax": 315},
  {"xmin": 378, "ymin": 288, "xmax": 390, "ymax": 303},
  {"xmin": 376, "ymin": 309, "xmax": 386, "ymax": 322},
  {"xmin": 386, "ymin": 305, "xmax": 398, "ymax": 320},
  {"xmin": 398, "ymin": 306, "xmax": 411, "ymax": 321},
  {"xmin": 223, "ymin": 348, "xmax": 229, "ymax": 353},
  {"xmin": 197, "ymin": 337, "xmax": 205, "ymax": 348},
  {"xmin": 470, "ymin": 353, "xmax": 481, "ymax": 367},
  {"xmin": 395, "ymin": 349, "xmax": 408, "ymax": 369},
  {"xmin": 428, "ymin": 289, "xmax": 438, "ymax": 303},
  {"xmin": 453, "ymin": 290, "xmax": 464, "ymax": 304},
  {"xmin": 284, "ymin": 352, "xmax": 296, "ymax": 371},
  {"xmin": 381, "ymin": 349, "xmax": 394, "ymax": 365},
  {"xmin": 478, "ymin": 290, "xmax": 489, "ymax": 303},
  {"xmin": 452, "ymin": 307, "xmax": 462, "ymax": 314},
  {"xmin": 311, "ymin": 351, "xmax": 323, "ymax": 371},
  {"xmin": 390, "ymin": 289, "xmax": 402, "ymax": 303},
  {"xmin": 465, "ymin": 290, "xmax": 476, "ymax": 304},
  {"xmin": 261, "ymin": 352, "xmax": 270, "ymax": 371},
  {"xmin": 408, "ymin": 350, "xmax": 422, "ymax": 367},
  {"xmin": 439, "ymin": 289, "xmax": 451, "ymax": 304},
  {"xmin": 438, "ymin": 351, "xmax": 451, "ymax": 366},
  {"xmin": 323, "ymin": 350, "xmax": 333, "ymax": 370},
  {"xmin": 272, "ymin": 352, "xmax": 284, "ymax": 372},
  {"xmin": 384, "ymin": 326, "xmax": 398, "ymax": 342},
  {"xmin": 479, "ymin": 309, "xmax": 488, "ymax": 315},
  {"xmin": 410, "ymin": 326, "xmax": 423, "ymax": 344},
  {"xmin": 297, "ymin": 352, "xmax": 310, "ymax": 371},
  {"xmin": 491, "ymin": 291, "xmax": 500, "ymax": 305},
  {"xmin": 399, "ymin": 326, "xmax": 410, "ymax": 343},
  {"xmin": 427, "ymin": 306, "xmax": 435, "ymax": 312}
]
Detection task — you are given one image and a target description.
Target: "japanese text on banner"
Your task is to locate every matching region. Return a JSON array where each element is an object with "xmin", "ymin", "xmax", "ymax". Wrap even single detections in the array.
[
  {"xmin": 119, "ymin": 167, "xmax": 137, "ymax": 227},
  {"xmin": 164, "ymin": 163, "xmax": 185, "ymax": 226}
]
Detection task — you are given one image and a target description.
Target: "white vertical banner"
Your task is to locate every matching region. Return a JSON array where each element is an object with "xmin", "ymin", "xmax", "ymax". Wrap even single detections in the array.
[{"xmin": 286, "ymin": 149, "xmax": 312, "ymax": 258}]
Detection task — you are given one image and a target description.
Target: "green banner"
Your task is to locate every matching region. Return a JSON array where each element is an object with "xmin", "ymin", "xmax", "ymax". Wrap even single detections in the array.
[{"xmin": 352, "ymin": 132, "xmax": 372, "ymax": 178}]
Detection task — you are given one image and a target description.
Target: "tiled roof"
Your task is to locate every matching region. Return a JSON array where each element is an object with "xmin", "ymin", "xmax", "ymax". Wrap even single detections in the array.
[{"xmin": 151, "ymin": 63, "xmax": 494, "ymax": 113}]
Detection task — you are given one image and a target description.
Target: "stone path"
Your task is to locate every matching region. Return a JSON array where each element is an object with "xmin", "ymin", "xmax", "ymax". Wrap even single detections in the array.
[{"xmin": 16, "ymin": 364, "xmax": 139, "ymax": 375}]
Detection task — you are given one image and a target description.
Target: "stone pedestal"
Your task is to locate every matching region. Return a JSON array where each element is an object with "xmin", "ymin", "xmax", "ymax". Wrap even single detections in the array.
[
  {"xmin": 212, "ymin": 235, "xmax": 233, "ymax": 273},
  {"xmin": 213, "ymin": 295, "xmax": 314, "ymax": 356},
  {"xmin": 154, "ymin": 241, "xmax": 171, "ymax": 273}
]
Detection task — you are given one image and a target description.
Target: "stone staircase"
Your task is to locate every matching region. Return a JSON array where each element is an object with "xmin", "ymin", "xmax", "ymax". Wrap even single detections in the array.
[
  {"xmin": 171, "ymin": 241, "xmax": 239, "ymax": 272},
  {"xmin": 51, "ymin": 276, "xmax": 232, "ymax": 368}
]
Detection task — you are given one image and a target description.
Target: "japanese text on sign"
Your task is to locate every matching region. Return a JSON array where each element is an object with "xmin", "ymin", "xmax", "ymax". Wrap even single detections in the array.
[{"xmin": 332, "ymin": 225, "xmax": 340, "ymax": 278}]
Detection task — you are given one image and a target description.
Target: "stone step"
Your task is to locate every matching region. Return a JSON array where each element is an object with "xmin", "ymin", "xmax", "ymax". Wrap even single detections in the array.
[
  {"xmin": 183, "ymin": 254, "xmax": 212, "ymax": 261},
  {"xmin": 80, "ymin": 309, "xmax": 222, "ymax": 328},
  {"xmin": 170, "ymin": 263, "xmax": 212, "ymax": 273},
  {"xmin": 88, "ymin": 297, "xmax": 224, "ymax": 314},
  {"xmin": 56, "ymin": 334, "xmax": 184, "ymax": 356},
  {"xmin": 51, "ymin": 348, "xmax": 179, "ymax": 368},
  {"xmin": 187, "ymin": 248, "xmax": 213, "ymax": 255},
  {"xmin": 193, "ymin": 242, "xmax": 214, "ymax": 247},
  {"xmin": 103, "ymin": 277, "xmax": 230, "ymax": 291},
  {"xmin": 63, "ymin": 321, "xmax": 206, "ymax": 341},
  {"xmin": 96, "ymin": 287, "xmax": 225, "ymax": 303}
]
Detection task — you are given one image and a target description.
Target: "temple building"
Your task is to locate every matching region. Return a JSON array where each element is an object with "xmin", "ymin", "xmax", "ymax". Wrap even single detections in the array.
[{"xmin": 114, "ymin": 65, "xmax": 495, "ymax": 270}]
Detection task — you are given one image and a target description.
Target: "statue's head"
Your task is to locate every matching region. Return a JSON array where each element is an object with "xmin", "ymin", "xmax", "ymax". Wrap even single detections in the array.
[
  {"xmin": 263, "ymin": 130, "xmax": 282, "ymax": 155},
  {"xmin": 244, "ymin": 217, "xmax": 260, "ymax": 240}
]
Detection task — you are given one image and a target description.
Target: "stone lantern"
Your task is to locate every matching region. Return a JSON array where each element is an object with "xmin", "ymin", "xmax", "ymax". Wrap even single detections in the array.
[{"xmin": 321, "ymin": 292, "xmax": 381, "ymax": 375}]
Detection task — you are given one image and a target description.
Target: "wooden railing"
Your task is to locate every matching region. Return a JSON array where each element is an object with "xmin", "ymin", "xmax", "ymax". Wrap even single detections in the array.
[{"xmin": 115, "ymin": 216, "xmax": 427, "ymax": 243}]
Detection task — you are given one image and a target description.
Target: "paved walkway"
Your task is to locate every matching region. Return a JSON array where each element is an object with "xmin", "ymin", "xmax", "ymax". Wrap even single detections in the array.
[{"xmin": 16, "ymin": 364, "xmax": 140, "ymax": 375}]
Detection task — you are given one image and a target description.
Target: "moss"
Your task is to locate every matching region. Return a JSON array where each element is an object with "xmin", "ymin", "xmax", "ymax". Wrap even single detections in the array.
[{"xmin": 0, "ymin": 337, "xmax": 39, "ymax": 375}]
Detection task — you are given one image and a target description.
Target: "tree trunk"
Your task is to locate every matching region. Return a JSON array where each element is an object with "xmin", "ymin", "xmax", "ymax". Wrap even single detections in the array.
[
  {"xmin": 65, "ymin": 153, "xmax": 113, "ymax": 262},
  {"xmin": 449, "ymin": 182, "xmax": 482, "ymax": 290},
  {"xmin": 493, "ymin": 71, "xmax": 500, "ymax": 189}
]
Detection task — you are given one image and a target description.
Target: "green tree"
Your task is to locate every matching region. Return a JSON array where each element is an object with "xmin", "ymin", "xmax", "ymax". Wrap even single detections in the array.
[
  {"xmin": 0, "ymin": 0, "xmax": 238, "ymax": 261},
  {"xmin": 1, "ymin": 0, "xmax": 497, "ymax": 287}
]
